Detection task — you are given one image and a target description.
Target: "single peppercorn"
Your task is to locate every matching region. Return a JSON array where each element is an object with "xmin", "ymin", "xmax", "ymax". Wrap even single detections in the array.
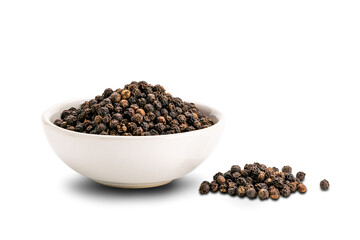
[
  {"xmin": 231, "ymin": 165, "xmax": 241, "ymax": 173},
  {"xmin": 209, "ymin": 181, "xmax": 219, "ymax": 192},
  {"xmin": 297, "ymin": 184, "xmax": 307, "ymax": 193},
  {"xmin": 224, "ymin": 171, "xmax": 232, "ymax": 180},
  {"xmin": 246, "ymin": 188, "xmax": 257, "ymax": 199},
  {"xmin": 219, "ymin": 184, "xmax": 228, "ymax": 193},
  {"xmin": 232, "ymin": 172, "xmax": 241, "ymax": 180},
  {"xmin": 269, "ymin": 188, "xmax": 280, "ymax": 200},
  {"xmin": 280, "ymin": 185, "xmax": 291, "ymax": 197},
  {"xmin": 320, "ymin": 179, "xmax": 329, "ymax": 190},
  {"xmin": 296, "ymin": 171, "xmax": 306, "ymax": 181},
  {"xmin": 236, "ymin": 186, "xmax": 246, "ymax": 197},
  {"xmin": 258, "ymin": 189, "xmax": 270, "ymax": 200},
  {"xmin": 216, "ymin": 175, "xmax": 226, "ymax": 185},
  {"xmin": 282, "ymin": 165, "xmax": 292, "ymax": 174},
  {"xmin": 228, "ymin": 186, "xmax": 236, "ymax": 196},
  {"xmin": 289, "ymin": 182, "xmax": 298, "ymax": 193},
  {"xmin": 199, "ymin": 181, "xmax": 210, "ymax": 194},
  {"xmin": 213, "ymin": 172, "xmax": 224, "ymax": 181},
  {"xmin": 121, "ymin": 89, "xmax": 131, "ymax": 99}
]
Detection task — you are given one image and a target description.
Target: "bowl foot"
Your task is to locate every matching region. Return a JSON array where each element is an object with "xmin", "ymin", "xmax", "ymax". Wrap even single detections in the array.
[{"xmin": 93, "ymin": 179, "xmax": 173, "ymax": 189}]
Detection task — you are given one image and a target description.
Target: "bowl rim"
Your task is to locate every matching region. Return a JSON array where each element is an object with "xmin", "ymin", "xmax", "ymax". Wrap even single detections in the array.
[{"xmin": 42, "ymin": 98, "xmax": 225, "ymax": 139}]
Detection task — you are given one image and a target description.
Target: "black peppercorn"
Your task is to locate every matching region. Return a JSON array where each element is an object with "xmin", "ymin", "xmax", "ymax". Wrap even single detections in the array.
[
  {"xmin": 231, "ymin": 165, "xmax": 241, "ymax": 173},
  {"xmin": 297, "ymin": 184, "xmax": 307, "ymax": 193},
  {"xmin": 246, "ymin": 188, "xmax": 257, "ymax": 199},
  {"xmin": 199, "ymin": 181, "xmax": 210, "ymax": 194},
  {"xmin": 282, "ymin": 165, "xmax": 292, "ymax": 174},
  {"xmin": 236, "ymin": 186, "xmax": 246, "ymax": 197},
  {"xmin": 320, "ymin": 179, "xmax": 329, "ymax": 190},
  {"xmin": 280, "ymin": 185, "xmax": 291, "ymax": 197},
  {"xmin": 228, "ymin": 186, "xmax": 236, "ymax": 195},
  {"xmin": 216, "ymin": 175, "xmax": 226, "ymax": 185},
  {"xmin": 296, "ymin": 171, "xmax": 306, "ymax": 181},
  {"xmin": 219, "ymin": 184, "xmax": 228, "ymax": 193},
  {"xmin": 210, "ymin": 181, "xmax": 219, "ymax": 192},
  {"xmin": 269, "ymin": 188, "xmax": 280, "ymax": 200},
  {"xmin": 258, "ymin": 189, "xmax": 269, "ymax": 200}
]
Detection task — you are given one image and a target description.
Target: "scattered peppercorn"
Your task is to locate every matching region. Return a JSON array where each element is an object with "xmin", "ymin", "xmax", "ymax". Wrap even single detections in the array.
[
  {"xmin": 198, "ymin": 163, "xmax": 309, "ymax": 200},
  {"xmin": 320, "ymin": 179, "xmax": 329, "ymax": 190},
  {"xmin": 199, "ymin": 181, "xmax": 210, "ymax": 194},
  {"xmin": 54, "ymin": 81, "xmax": 214, "ymax": 136}
]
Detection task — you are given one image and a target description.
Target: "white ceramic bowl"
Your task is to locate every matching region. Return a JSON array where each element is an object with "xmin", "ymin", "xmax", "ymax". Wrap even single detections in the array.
[{"xmin": 42, "ymin": 99, "xmax": 224, "ymax": 188}]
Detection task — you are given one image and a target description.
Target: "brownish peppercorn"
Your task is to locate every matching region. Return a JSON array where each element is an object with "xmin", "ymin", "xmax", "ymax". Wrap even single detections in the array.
[
  {"xmin": 280, "ymin": 185, "xmax": 291, "ymax": 197},
  {"xmin": 282, "ymin": 165, "xmax": 292, "ymax": 174},
  {"xmin": 258, "ymin": 189, "xmax": 269, "ymax": 200},
  {"xmin": 269, "ymin": 188, "xmax": 280, "ymax": 200},
  {"xmin": 121, "ymin": 89, "xmax": 131, "ymax": 99},
  {"xmin": 296, "ymin": 171, "xmax": 306, "ymax": 181},
  {"xmin": 131, "ymin": 113, "xmax": 143, "ymax": 124},
  {"xmin": 246, "ymin": 188, "xmax": 257, "ymax": 199},
  {"xmin": 136, "ymin": 108, "xmax": 146, "ymax": 116},
  {"xmin": 232, "ymin": 172, "xmax": 241, "ymax": 180},
  {"xmin": 228, "ymin": 186, "xmax": 236, "ymax": 195},
  {"xmin": 199, "ymin": 181, "xmax": 210, "ymax": 194},
  {"xmin": 216, "ymin": 175, "xmax": 226, "ymax": 185},
  {"xmin": 297, "ymin": 184, "xmax": 307, "ymax": 193},
  {"xmin": 320, "ymin": 179, "xmax": 329, "ymax": 190},
  {"xmin": 231, "ymin": 165, "xmax": 241, "ymax": 173},
  {"xmin": 264, "ymin": 178, "xmax": 273, "ymax": 186},
  {"xmin": 110, "ymin": 92, "xmax": 121, "ymax": 102},
  {"xmin": 289, "ymin": 182, "xmax": 298, "ymax": 193},
  {"xmin": 258, "ymin": 172, "xmax": 266, "ymax": 182},
  {"xmin": 213, "ymin": 172, "xmax": 223, "ymax": 181},
  {"xmin": 236, "ymin": 186, "xmax": 246, "ymax": 197},
  {"xmin": 209, "ymin": 181, "xmax": 219, "ymax": 192},
  {"xmin": 265, "ymin": 167, "xmax": 275, "ymax": 179},
  {"xmin": 219, "ymin": 184, "xmax": 228, "ymax": 193}
]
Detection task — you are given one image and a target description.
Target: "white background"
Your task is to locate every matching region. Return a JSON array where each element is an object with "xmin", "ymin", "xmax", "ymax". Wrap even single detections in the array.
[{"xmin": 1, "ymin": 1, "xmax": 359, "ymax": 239}]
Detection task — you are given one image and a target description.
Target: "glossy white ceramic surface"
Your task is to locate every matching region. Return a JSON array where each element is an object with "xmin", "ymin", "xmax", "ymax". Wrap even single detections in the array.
[{"xmin": 42, "ymin": 99, "xmax": 224, "ymax": 188}]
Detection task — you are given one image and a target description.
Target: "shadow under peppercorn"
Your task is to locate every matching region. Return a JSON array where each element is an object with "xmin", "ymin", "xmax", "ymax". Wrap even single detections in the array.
[{"xmin": 66, "ymin": 175, "xmax": 197, "ymax": 200}]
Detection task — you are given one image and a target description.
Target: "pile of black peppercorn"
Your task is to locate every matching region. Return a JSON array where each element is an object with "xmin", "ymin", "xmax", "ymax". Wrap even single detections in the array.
[
  {"xmin": 54, "ymin": 81, "xmax": 214, "ymax": 136},
  {"xmin": 199, "ymin": 163, "xmax": 307, "ymax": 200}
]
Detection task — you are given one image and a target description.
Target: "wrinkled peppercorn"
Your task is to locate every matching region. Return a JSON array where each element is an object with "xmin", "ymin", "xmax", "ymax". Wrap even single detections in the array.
[
  {"xmin": 216, "ymin": 175, "xmax": 226, "ymax": 185},
  {"xmin": 209, "ymin": 181, "xmax": 219, "ymax": 192},
  {"xmin": 236, "ymin": 186, "xmax": 246, "ymax": 197},
  {"xmin": 199, "ymin": 181, "xmax": 210, "ymax": 194},
  {"xmin": 280, "ymin": 185, "xmax": 291, "ymax": 197},
  {"xmin": 54, "ymin": 82, "xmax": 214, "ymax": 136},
  {"xmin": 282, "ymin": 165, "xmax": 292, "ymax": 174},
  {"xmin": 219, "ymin": 184, "xmax": 228, "ymax": 193},
  {"xmin": 269, "ymin": 188, "xmax": 280, "ymax": 200},
  {"xmin": 258, "ymin": 189, "xmax": 269, "ymax": 200},
  {"xmin": 246, "ymin": 188, "xmax": 257, "ymax": 199},
  {"xmin": 320, "ymin": 179, "xmax": 329, "ymax": 190},
  {"xmin": 296, "ymin": 171, "xmax": 306, "ymax": 181},
  {"xmin": 228, "ymin": 186, "xmax": 237, "ymax": 195},
  {"xmin": 231, "ymin": 165, "xmax": 241, "ymax": 173},
  {"xmin": 297, "ymin": 184, "xmax": 307, "ymax": 193}
]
